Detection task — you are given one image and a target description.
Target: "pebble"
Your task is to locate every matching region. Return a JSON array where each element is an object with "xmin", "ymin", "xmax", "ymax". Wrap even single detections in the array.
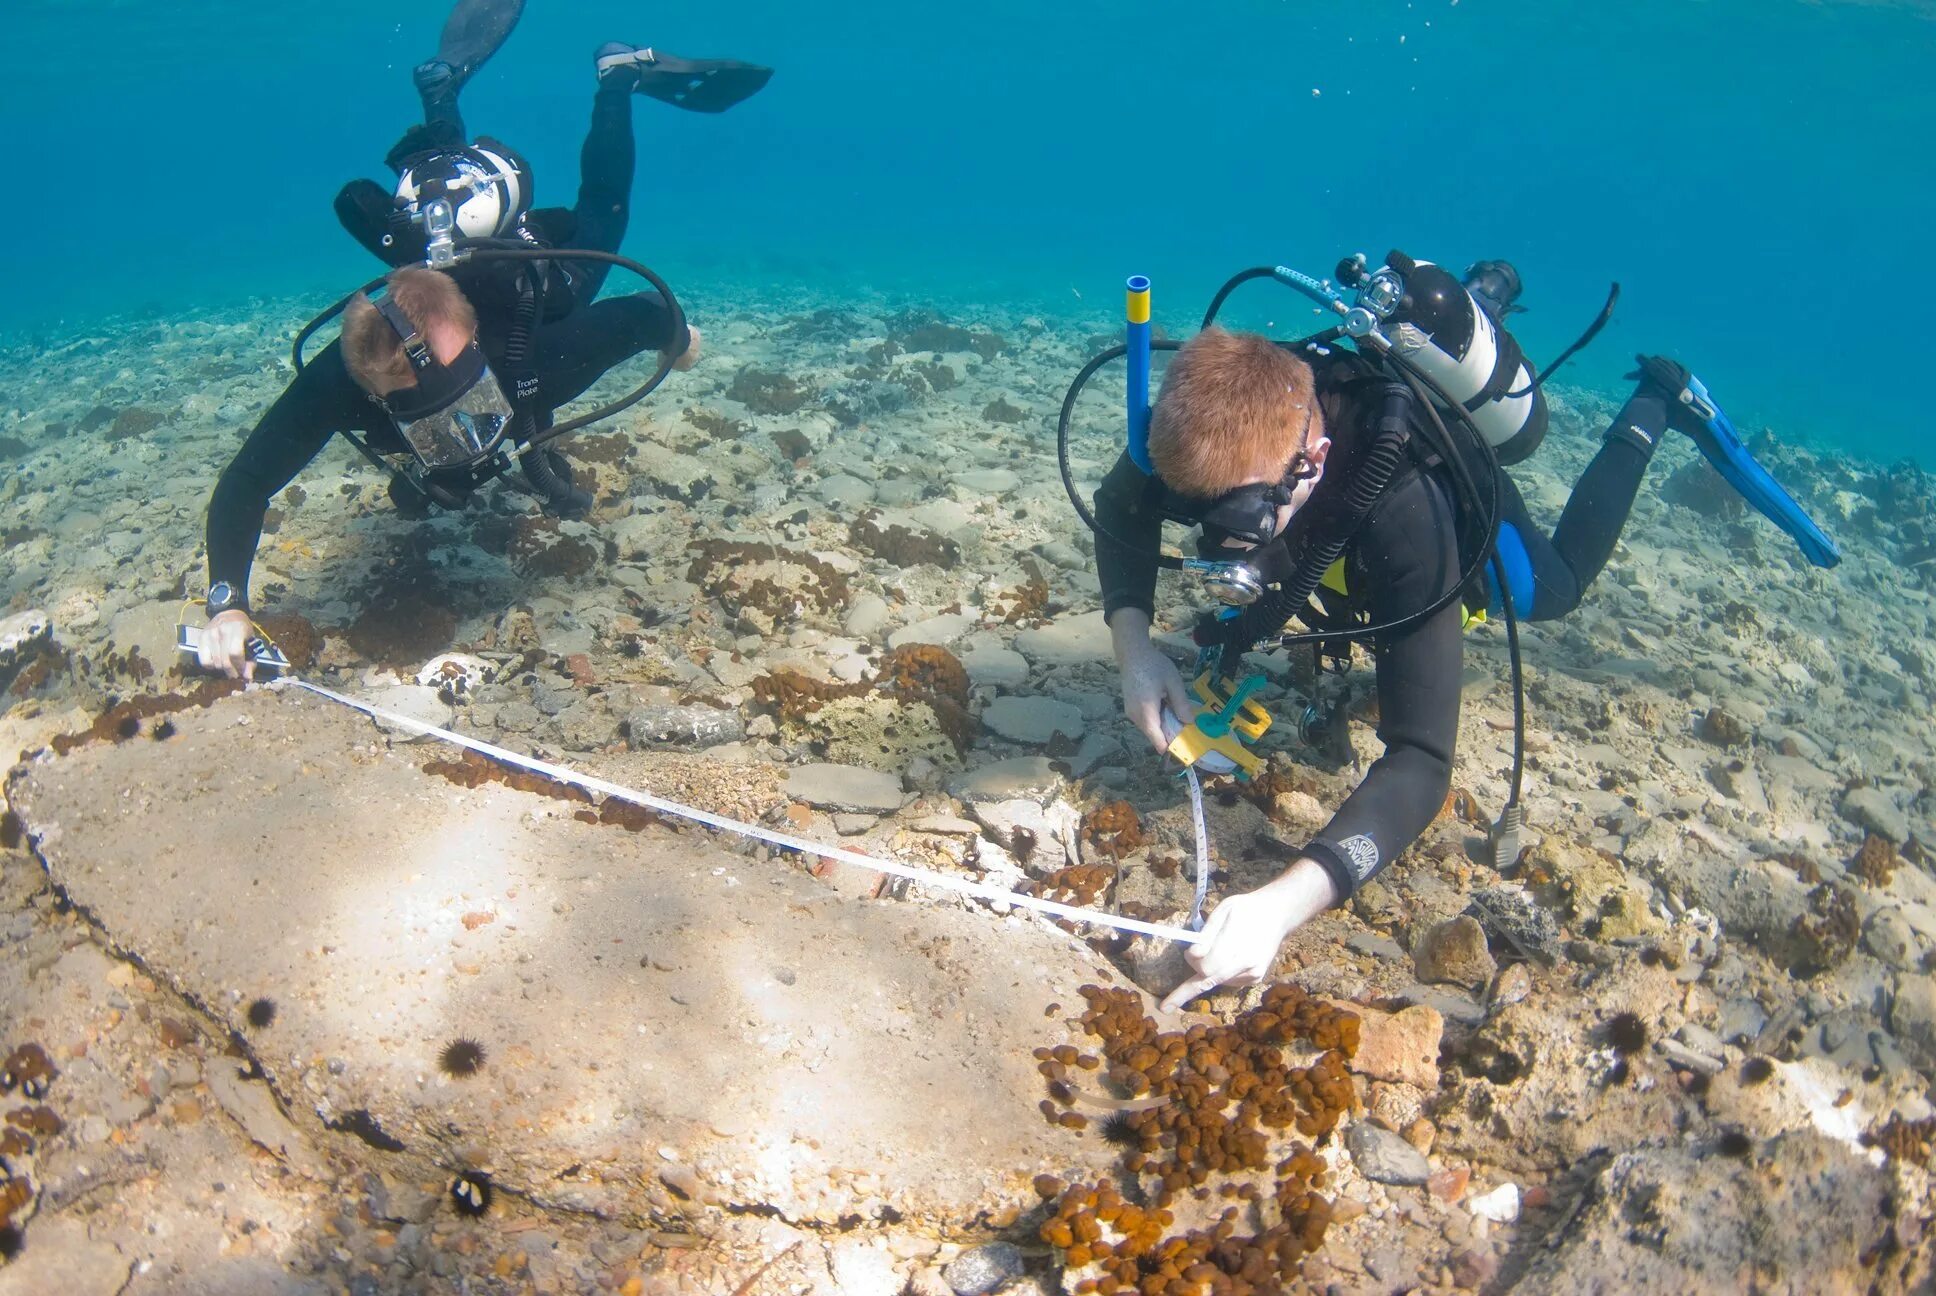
[
  {"xmin": 1863, "ymin": 907, "xmax": 1921, "ymax": 971},
  {"xmin": 1346, "ymin": 1122, "xmax": 1433, "ymax": 1186},
  {"xmin": 1467, "ymin": 1182, "xmax": 1521, "ymax": 1223},
  {"xmin": 1413, "ymin": 916, "xmax": 1498, "ymax": 989},
  {"xmin": 1488, "ymin": 962, "xmax": 1532, "ymax": 1012},
  {"xmin": 843, "ymin": 594, "xmax": 890, "ymax": 641},
  {"xmin": 942, "ymin": 1241, "xmax": 1024, "ymax": 1296},
  {"xmin": 959, "ymin": 643, "xmax": 1029, "ymax": 689},
  {"xmin": 1719, "ymin": 996, "xmax": 1769, "ymax": 1044}
]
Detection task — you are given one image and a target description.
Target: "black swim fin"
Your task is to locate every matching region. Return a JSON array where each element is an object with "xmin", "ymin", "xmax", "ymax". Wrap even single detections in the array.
[
  {"xmin": 435, "ymin": 0, "xmax": 526, "ymax": 87},
  {"xmin": 639, "ymin": 55, "xmax": 771, "ymax": 112}
]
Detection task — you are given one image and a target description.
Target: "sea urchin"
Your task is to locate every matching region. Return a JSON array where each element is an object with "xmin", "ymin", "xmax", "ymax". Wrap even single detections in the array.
[{"xmin": 439, "ymin": 1038, "xmax": 487, "ymax": 1078}]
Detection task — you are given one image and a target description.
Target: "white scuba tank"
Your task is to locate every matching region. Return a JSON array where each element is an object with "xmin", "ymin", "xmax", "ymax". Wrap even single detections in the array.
[{"xmin": 1384, "ymin": 260, "xmax": 1548, "ymax": 465}]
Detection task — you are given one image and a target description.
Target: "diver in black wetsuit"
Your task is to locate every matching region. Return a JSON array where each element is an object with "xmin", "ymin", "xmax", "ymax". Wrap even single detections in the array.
[
  {"xmin": 198, "ymin": 4, "xmax": 771, "ymax": 679},
  {"xmin": 1090, "ymin": 281, "xmax": 1719, "ymax": 1011}
]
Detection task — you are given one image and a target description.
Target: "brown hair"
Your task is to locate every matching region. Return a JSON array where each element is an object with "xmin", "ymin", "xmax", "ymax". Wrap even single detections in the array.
[
  {"xmin": 340, "ymin": 267, "xmax": 478, "ymax": 397},
  {"xmin": 1147, "ymin": 327, "xmax": 1323, "ymax": 498}
]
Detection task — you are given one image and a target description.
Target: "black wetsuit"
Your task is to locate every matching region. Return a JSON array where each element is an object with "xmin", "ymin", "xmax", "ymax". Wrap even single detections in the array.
[
  {"xmin": 1094, "ymin": 350, "xmax": 1668, "ymax": 903},
  {"xmin": 204, "ymin": 76, "xmax": 686, "ymax": 607}
]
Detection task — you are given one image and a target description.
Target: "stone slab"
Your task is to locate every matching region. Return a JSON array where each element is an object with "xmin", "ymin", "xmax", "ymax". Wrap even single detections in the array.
[{"xmin": 7, "ymin": 688, "xmax": 1123, "ymax": 1228}]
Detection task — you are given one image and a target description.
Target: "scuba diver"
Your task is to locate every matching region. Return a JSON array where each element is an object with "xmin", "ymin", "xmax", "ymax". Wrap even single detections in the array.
[
  {"xmin": 1061, "ymin": 256, "xmax": 1840, "ymax": 1012},
  {"xmin": 197, "ymin": 1, "xmax": 772, "ymax": 679}
]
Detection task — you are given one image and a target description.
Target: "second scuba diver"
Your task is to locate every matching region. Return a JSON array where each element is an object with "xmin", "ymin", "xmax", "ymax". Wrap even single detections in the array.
[
  {"xmin": 198, "ymin": 1, "xmax": 772, "ymax": 678},
  {"xmin": 1078, "ymin": 256, "xmax": 1840, "ymax": 1012}
]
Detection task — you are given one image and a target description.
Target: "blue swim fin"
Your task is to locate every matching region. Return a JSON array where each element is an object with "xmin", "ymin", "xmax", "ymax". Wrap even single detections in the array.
[{"xmin": 1678, "ymin": 374, "xmax": 1841, "ymax": 569}]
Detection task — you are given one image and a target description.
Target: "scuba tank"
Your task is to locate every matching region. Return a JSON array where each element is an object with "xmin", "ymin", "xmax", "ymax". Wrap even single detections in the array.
[{"xmin": 1346, "ymin": 253, "xmax": 1549, "ymax": 466}]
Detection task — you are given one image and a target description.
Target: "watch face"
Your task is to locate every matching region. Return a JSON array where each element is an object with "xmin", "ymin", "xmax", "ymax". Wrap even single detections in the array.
[{"xmin": 208, "ymin": 582, "xmax": 235, "ymax": 610}]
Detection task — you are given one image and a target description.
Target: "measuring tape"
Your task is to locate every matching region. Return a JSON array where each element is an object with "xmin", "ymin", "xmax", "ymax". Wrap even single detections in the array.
[{"xmin": 275, "ymin": 678, "xmax": 1207, "ymax": 945}]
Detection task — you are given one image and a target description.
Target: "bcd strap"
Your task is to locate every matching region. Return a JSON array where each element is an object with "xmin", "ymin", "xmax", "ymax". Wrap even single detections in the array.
[{"xmin": 1463, "ymin": 324, "xmax": 1525, "ymax": 413}]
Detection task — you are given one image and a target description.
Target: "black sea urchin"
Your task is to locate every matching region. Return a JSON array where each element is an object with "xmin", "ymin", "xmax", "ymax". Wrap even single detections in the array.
[{"xmin": 439, "ymin": 1038, "xmax": 487, "ymax": 1077}]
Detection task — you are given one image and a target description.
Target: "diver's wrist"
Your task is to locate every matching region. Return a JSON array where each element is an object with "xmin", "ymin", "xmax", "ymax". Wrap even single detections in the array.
[{"xmin": 1268, "ymin": 858, "xmax": 1341, "ymax": 921}]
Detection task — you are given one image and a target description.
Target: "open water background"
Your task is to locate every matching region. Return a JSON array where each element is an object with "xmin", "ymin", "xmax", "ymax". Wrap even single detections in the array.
[{"xmin": 8, "ymin": 0, "xmax": 1934, "ymax": 464}]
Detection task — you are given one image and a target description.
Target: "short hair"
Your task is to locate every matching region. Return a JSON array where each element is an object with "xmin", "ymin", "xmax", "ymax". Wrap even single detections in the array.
[
  {"xmin": 1148, "ymin": 327, "xmax": 1323, "ymax": 498},
  {"xmin": 340, "ymin": 267, "xmax": 478, "ymax": 397}
]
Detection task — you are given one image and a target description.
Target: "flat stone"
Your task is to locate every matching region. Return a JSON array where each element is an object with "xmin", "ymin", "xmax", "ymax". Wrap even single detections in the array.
[
  {"xmin": 0, "ymin": 608, "xmax": 52, "ymax": 683},
  {"xmin": 1719, "ymin": 996, "xmax": 1770, "ymax": 1044},
  {"xmin": 948, "ymin": 757, "xmax": 1065, "ymax": 804},
  {"xmin": 1412, "ymin": 916, "xmax": 1498, "ymax": 989},
  {"xmin": 980, "ymin": 696, "xmax": 1084, "ymax": 745},
  {"xmin": 953, "ymin": 469, "xmax": 1021, "ymax": 496},
  {"xmin": 360, "ymin": 680, "xmax": 455, "ymax": 742},
  {"xmin": 1346, "ymin": 1003, "xmax": 1443, "ymax": 1090},
  {"xmin": 960, "ymin": 644, "xmax": 1029, "ymax": 689},
  {"xmin": 783, "ymin": 763, "xmax": 905, "ymax": 814},
  {"xmin": 908, "ymin": 815, "xmax": 981, "ymax": 837},
  {"xmin": 832, "ymin": 813, "xmax": 878, "ymax": 836},
  {"xmin": 888, "ymin": 614, "xmax": 975, "ymax": 650},
  {"xmin": 842, "ymin": 593, "xmax": 890, "ymax": 642},
  {"xmin": 1347, "ymin": 931, "xmax": 1408, "ymax": 963},
  {"xmin": 1840, "ymin": 786, "xmax": 1909, "ymax": 843},
  {"xmin": 1888, "ymin": 972, "xmax": 1936, "ymax": 1072},
  {"xmin": 8, "ymin": 688, "xmax": 1125, "ymax": 1227},
  {"xmin": 815, "ymin": 474, "xmax": 877, "ymax": 509},
  {"xmin": 1345, "ymin": 1122, "xmax": 1432, "ymax": 1186},
  {"xmin": 1397, "ymin": 984, "xmax": 1487, "ymax": 1026},
  {"xmin": 966, "ymin": 798, "xmax": 1080, "ymax": 869},
  {"xmin": 1012, "ymin": 612, "xmax": 1113, "ymax": 666},
  {"xmin": 1465, "ymin": 885, "xmax": 1562, "ymax": 965}
]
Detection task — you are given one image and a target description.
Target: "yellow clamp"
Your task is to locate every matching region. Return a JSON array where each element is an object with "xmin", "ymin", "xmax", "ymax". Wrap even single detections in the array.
[{"xmin": 1165, "ymin": 672, "xmax": 1273, "ymax": 780}]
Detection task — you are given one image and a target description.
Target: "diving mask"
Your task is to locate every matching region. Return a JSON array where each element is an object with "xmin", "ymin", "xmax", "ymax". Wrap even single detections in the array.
[
  {"xmin": 371, "ymin": 295, "xmax": 516, "ymax": 470},
  {"xmin": 1179, "ymin": 455, "xmax": 1319, "ymax": 606}
]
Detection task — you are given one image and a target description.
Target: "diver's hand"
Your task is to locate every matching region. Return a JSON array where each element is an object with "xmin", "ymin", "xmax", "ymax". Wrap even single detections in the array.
[
  {"xmin": 198, "ymin": 610, "xmax": 257, "ymax": 682},
  {"xmin": 670, "ymin": 324, "xmax": 703, "ymax": 373},
  {"xmin": 1627, "ymin": 353, "xmax": 1690, "ymax": 399},
  {"xmin": 1112, "ymin": 613, "xmax": 1195, "ymax": 753},
  {"xmin": 1159, "ymin": 860, "xmax": 1338, "ymax": 1012}
]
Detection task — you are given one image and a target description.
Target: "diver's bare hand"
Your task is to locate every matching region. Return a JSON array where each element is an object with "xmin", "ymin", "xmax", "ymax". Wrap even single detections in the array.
[
  {"xmin": 1112, "ymin": 612, "xmax": 1195, "ymax": 753},
  {"xmin": 1159, "ymin": 860, "xmax": 1338, "ymax": 1012},
  {"xmin": 670, "ymin": 324, "xmax": 703, "ymax": 372},
  {"xmin": 198, "ymin": 609, "xmax": 257, "ymax": 681}
]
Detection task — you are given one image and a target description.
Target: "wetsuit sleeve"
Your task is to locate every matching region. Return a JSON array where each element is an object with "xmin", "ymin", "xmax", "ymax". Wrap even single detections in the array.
[
  {"xmin": 205, "ymin": 343, "xmax": 373, "ymax": 605},
  {"xmin": 1302, "ymin": 475, "xmax": 1465, "ymax": 903},
  {"xmin": 1093, "ymin": 451, "xmax": 1164, "ymax": 623}
]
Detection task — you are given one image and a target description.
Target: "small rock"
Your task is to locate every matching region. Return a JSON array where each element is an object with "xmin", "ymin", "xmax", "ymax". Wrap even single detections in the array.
[
  {"xmin": 1347, "ymin": 931, "xmax": 1408, "ymax": 963},
  {"xmin": 1718, "ymin": 996, "xmax": 1769, "ymax": 1044},
  {"xmin": 415, "ymin": 652, "xmax": 498, "ymax": 703},
  {"xmin": 1346, "ymin": 1122, "xmax": 1433, "ymax": 1186},
  {"xmin": 942, "ymin": 1241, "xmax": 1025, "ymax": 1296},
  {"xmin": 627, "ymin": 704, "xmax": 745, "ymax": 751},
  {"xmin": 832, "ymin": 813, "xmax": 878, "ymax": 836},
  {"xmin": 842, "ymin": 594, "xmax": 890, "ymax": 641},
  {"xmin": 1413, "ymin": 916, "xmax": 1498, "ymax": 989},
  {"xmin": 960, "ymin": 643, "xmax": 1029, "ymax": 689},
  {"xmin": 1488, "ymin": 962, "xmax": 1532, "ymax": 1012},
  {"xmin": 1428, "ymin": 1166, "xmax": 1472, "ymax": 1202},
  {"xmin": 1367, "ymin": 1081, "xmax": 1425, "ymax": 1133},
  {"xmin": 1349, "ymin": 1003, "xmax": 1444, "ymax": 1089},
  {"xmin": 782, "ymin": 764, "xmax": 904, "ymax": 814},
  {"xmin": 888, "ymin": 614, "xmax": 975, "ymax": 650},
  {"xmin": 1465, "ymin": 885, "xmax": 1562, "ymax": 964},
  {"xmin": 1862, "ymin": 907, "xmax": 1921, "ymax": 971},
  {"xmin": 1698, "ymin": 706, "xmax": 1751, "ymax": 747},
  {"xmin": 1840, "ymin": 786, "xmax": 1909, "ymax": 844},
  {"xmin": 1450, "ymin": 1248, "xmax": 1499, "ymax": 1290},
  {"xmin": 1888, "ymin": 974, "xmax": 1936, "ymax": 1071},
  {"xmin": 980, "ymin": 696, "xmax": 1084, "ymax": 745},
  {"xmin": 1467, "ymin": 1182, "xmax": 1521, "ymax": 1223}
]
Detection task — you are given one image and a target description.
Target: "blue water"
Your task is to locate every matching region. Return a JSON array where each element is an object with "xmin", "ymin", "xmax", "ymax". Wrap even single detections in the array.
[{"xmin": 9, "ymin": 0, "xmax": 1934, "ymax": 464}]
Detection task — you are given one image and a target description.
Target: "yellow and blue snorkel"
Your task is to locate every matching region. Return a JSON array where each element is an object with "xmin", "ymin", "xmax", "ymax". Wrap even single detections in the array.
[{"xmin": 1125, "ymin": 274, "xmax": 1154, "ymax": 472}]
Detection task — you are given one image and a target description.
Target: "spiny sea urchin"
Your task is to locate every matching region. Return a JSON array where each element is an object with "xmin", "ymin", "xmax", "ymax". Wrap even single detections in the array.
[
  {"xmin": 246, "ymin": 998, "xmax": 276, "ymax": 1028},
  {"xmin": 439, "ymin": 1038, "xmax": 487, "ymax": 1078},
  {"xmin": 449, "ymin": 1171, "xmax": 492, "ymax": 1217}
]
